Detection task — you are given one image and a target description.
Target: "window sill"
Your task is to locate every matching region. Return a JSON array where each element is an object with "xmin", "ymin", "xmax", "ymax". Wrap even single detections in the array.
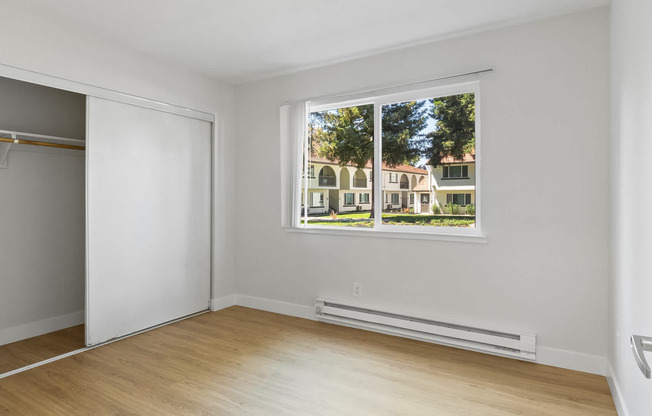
[
  {"xmin": 285, "ymin": 226, "xmax": 487, "ymax": 243},
  {"xmin": 441, "ymin": 177, "xmax": 470, "ymax": 180}
]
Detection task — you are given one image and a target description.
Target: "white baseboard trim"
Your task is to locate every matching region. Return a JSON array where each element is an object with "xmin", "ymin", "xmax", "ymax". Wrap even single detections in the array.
[
  {"xmin": 234, "ymin": 295, "xmax": 316, "ymax": 320},
  {"xmin": 210, "ymin": 294, "xmax": 237, "ymax": 311},
  {"xmin": 534, "ymin": 346, "xmax": 606, "ymax": 376},
  {"xmin": 212, "ymin": 294, "xmax": 610, "ymax": 377},
  {"xmin": 606, "ymin": 361, "xmax": 629, "ymax": 416},
  {"xmin": 0, "ymin": 310, "xmax": 85, "ymax": 347}
]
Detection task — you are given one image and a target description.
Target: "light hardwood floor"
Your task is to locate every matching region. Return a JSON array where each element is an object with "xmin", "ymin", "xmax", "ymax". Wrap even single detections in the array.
[
  {"xmin": 0, "ymin": 325, "xmax": 84, "ymax": 374},
  {"xmin": 0, "ymin": 307, "xmax": 616, "ymax": 415}
]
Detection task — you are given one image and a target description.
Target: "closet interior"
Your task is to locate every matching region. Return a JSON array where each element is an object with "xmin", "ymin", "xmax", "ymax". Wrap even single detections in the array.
[
  {"xmin": 0, "ymin": 72, "xmax": 213, "ymax": 376},
  {"xmin": 0, "ymin": 75, "xmax": 86, "ymax": 374}
]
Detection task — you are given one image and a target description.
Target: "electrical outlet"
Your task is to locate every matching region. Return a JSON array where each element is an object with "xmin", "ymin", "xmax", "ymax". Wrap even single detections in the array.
[{"xmin": 353, "ymin": 282, "xmax": 362, "ymax": 298}]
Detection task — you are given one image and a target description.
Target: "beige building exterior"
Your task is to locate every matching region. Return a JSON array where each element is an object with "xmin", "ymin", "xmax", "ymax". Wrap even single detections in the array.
[
  {"xmin": 302, "ymin": 154, "xmax": 476, "ymax": 216},
  {"xmin": 430, "ymin": 153, "xmax": 476, "ymax": 214}
]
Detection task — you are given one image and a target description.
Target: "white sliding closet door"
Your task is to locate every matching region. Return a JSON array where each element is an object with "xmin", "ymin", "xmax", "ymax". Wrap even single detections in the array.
[{"xmin": 86, "ymin": 97, "xmax": 211, "ymax": 346}]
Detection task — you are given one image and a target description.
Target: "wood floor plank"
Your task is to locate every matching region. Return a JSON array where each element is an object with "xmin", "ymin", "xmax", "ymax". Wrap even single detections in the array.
[
  {"xmin": 0, "ymin": 307, "xmax": 616, "ymax": 415},
  {"xmin": 0, "ymin": 325, "xmax": 84, "ymax": 374}
]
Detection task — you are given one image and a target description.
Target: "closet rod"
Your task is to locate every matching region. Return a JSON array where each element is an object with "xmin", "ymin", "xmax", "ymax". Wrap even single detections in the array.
[{"xmin": 0, "ymin": 137, "xmax": 85, "ymax": 151}]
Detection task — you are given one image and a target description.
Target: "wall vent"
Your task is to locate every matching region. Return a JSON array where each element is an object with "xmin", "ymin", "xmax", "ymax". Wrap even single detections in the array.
[{"xmin": 315, "ymin": 298, "xmax": 536, "ymax": 361}]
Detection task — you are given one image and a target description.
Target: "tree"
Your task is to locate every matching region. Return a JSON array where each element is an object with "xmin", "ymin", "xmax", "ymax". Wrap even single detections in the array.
[
  {"xmin": 315, "ymin": 104, "xmax": 374, "ymax": 169},
  {"xmin": 425, "ymin": 93, "xmax": 475, "ymax": 167},
  {"xmin": 381, "ymin": 101, "xmax": 428, "ymax": 167},
  {"xmin": 310, "ymin": 101, "xmax": 428, "ymax": 217}
]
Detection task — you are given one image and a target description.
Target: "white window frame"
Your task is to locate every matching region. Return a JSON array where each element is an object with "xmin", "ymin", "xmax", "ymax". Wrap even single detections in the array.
[
  {"xmin": 443, "ymin": 165, "xmax": 469, "ymax": 179},
  {"xmin": 310, "ymin": 192, "xmax": 324, "ymax": 208},
  {"xmin": 447, "ymin": 193, "xmax": 472, "ymax": 206},
  {"xmin": 287, "ymin": 80, "xmax": 483, "ymax": 241},
  {"xmin": 344, "ymin": 192, "xmax": 355, "ymax": 206}
]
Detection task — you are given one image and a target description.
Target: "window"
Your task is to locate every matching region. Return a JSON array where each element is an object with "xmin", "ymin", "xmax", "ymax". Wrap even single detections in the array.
[
  {"xmin": 443, "ymin": 165, "xmax": 468, "ymax": 179},
  {"xmin": 400, "ymin": 174, "xmax": 409, "ymax": 189},
  {"xmin": 318, "ymin": 166, "xmax": 336, "ymax": 187},
  {"xmin": 446, "ymin": 193, "xmax": 472, "ymax": 206},
  {"xmin": 294, "ymin": 80, "xmax": 480, "ymax": 236},
  {"xmin": 353, "ymin": 169, "xmax": 367, "ymax": 188},
  {"xmin": 311, "ymin": 192, "xmax": 324, "ymax": 207},
  {"xmin": 306, "ymin": 165, "xmax": 315, "ymax": 178}
]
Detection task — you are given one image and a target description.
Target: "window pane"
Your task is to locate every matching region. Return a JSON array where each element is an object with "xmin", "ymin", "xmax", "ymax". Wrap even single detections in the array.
[
  {"xmin": 381, "ymin": 93, "xmax": 475, "ymax": 228},
  {"xmin": 303, "ymin": 106, "xmax": 374, "ymax": 228},
  {"xmin": 449, "ymin": 166, "xmax": 462, "ymax": 177}
]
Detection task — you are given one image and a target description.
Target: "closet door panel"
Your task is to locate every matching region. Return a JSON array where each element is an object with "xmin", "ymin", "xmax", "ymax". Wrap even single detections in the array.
[{"xmin": 86, "ymin": 97, "xmax": 211, "ymax": 345}]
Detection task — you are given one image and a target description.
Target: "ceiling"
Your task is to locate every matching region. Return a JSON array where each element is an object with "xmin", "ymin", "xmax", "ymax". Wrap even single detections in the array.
[{"xmin": 2, "ymin": 0, "xmax": 608, "ymax": 84}]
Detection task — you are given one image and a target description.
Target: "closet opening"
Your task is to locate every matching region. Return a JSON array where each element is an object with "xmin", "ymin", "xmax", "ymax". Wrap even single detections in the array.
[{"xmin": 0, "ymin": 75, "xmax": 86, "ymax": 374}]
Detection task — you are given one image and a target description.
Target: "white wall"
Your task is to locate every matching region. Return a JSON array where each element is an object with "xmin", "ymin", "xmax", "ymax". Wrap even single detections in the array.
[
  {"xmin": 234, "ymin": 8, "xmax": 610, "ymax": 373},
  {"xmin": 609, "ymin": 0, "xmax": 652, "ymax": 414},
  {"xmin": 0, "ymin": 6, "xmax": 237, "ymax": 319}
]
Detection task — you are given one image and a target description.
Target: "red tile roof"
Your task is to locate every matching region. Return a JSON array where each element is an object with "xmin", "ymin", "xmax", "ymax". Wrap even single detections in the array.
[
  {"xmin": 438, "ymin": 153, "xmax": 475, "ymax": 164},
  {"xmin": 309, "ymin": 154, "xmax": 428, "ymax": 175}
]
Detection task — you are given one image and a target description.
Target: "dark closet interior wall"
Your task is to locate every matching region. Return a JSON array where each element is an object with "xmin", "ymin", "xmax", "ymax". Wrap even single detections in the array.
[{"xmin": 0, "ymin": 76, "xmax": 86, "ymax": 346}]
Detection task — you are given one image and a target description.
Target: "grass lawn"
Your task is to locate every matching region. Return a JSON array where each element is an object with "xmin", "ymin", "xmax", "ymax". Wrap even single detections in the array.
[
  {"xmin": 310, "ymin": 212, "xmax": 373, "ymax": 219},
  {"xmin": 304, "ymin": 221, "xmax": 374, "ymax": 228},
  {"xmin": 305, "ymin": 212, "xmax": 475, "ymax": 227}
]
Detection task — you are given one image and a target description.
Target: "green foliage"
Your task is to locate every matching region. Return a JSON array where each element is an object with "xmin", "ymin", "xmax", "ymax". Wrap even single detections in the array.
[
  {"xmin": 381, "ymin": 215, "xmax": 474, "ymax": 227},
  {"xmin": 316, "ymin": 105, "xmax": 374, "ymax": 169},
  {"xmin": 427, "ymin": 93, "xmax": 475, "ymax": 166},
  {"xmin": 381, "ymin": 101, "xmax": 428, "ymax": 166},
  {"xmin": 431, "ymin": 204, "xmax": 441, "ymax": 214},
  {"xmin": 311, "ymin": 101, "xmax": 427, "ymax": 168},
  {"xmin": 465, "ymin": 204, "xmax": 475, "ymax": 215},
  {"xmin": 446, "ymin": 203, "xmax": 460, "ymax": 215}
]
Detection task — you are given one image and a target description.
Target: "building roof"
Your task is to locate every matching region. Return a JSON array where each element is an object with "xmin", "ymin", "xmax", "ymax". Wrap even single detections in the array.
[
  {"xmin": 309, "ymin": 154, "xmax": 428, "ymax": 175},
  {"xmin": 437, "ymin": 153, "xmax": 476, "ymax": 165}
]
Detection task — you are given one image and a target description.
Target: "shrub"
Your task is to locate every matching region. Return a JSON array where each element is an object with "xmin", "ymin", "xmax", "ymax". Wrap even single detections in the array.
[
  {"xmin": 431, "ymin": 204, "xmax": 441, "ymax": 214},
  {"xmin": 465, "ymin": 204, "xmax": 475, "ymax": 215},
  {"xmin": 447, "ymin": 203, "xmax": 460, "ymax": 215}
]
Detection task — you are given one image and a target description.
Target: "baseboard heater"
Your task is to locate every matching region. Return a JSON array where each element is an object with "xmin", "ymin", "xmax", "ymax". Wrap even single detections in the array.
[{"xmin": 315, "ymin": 298, "xmax": 536, "ymax": 361}]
